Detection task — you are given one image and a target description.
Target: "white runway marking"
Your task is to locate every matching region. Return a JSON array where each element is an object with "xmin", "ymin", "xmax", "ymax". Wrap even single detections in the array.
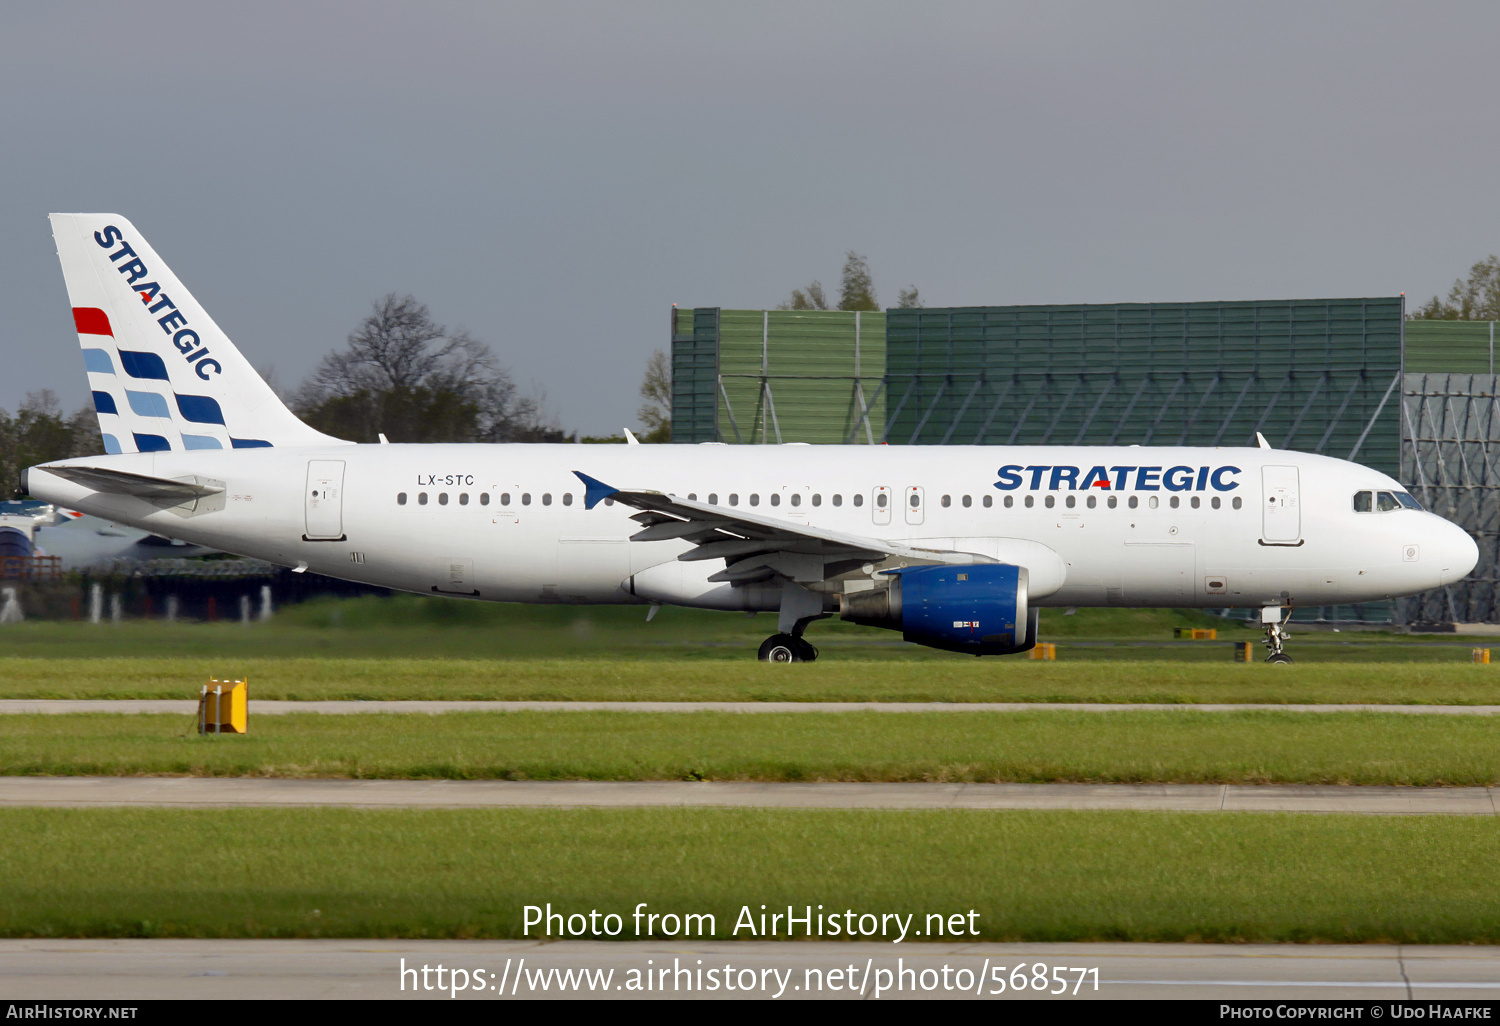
[{"xmin": 0, "ymin": 777, "xmax": 1496, "ymax": 815}]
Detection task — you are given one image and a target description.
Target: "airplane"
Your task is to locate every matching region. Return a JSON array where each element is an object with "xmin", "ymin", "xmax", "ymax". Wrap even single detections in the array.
[{"xmin": 21, "ymin": 214, "xmax": 1479, "ymax": 663}]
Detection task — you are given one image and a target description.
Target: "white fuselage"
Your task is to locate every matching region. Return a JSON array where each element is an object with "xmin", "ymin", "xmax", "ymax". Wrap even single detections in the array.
[{"xmin": 27, "ymin": 443, "xmax": 1477, "ymax": 614}]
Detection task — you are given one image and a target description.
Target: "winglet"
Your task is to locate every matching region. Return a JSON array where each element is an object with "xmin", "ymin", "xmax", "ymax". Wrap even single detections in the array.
[
  {"xmin": 573, "ymin": 471, "xmax": 619, "ymax": 510},
  {"xmin": 1255, "ymin": 432, "xmax": 1271, "ymax": 449}
]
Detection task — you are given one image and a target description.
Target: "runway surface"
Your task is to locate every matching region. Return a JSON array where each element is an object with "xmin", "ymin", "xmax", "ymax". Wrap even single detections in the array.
[
  {"xmin": 5, "ymin": 699, "xmax": 1500, "ymax": 714},
  {"xmin": 3, "ymin": 939, "xmax": 1499, "ymax": 1000},
  {"xmin": 2, "ymin": 777, "xmax": 1497, "ymax": 814}
]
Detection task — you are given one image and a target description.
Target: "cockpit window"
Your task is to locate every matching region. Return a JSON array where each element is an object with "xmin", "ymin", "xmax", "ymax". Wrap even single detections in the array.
[
  {"xmin": 1353, "ymin": 491, "xmax": 1372, "ymax": 513},
  {"xmin": 1376, "ymin": 491, "xmax": 1400, "ymax": 512},
  {"xmin": 1395, "ymin": 492, "xmax": 1423, "ymax": 510}
]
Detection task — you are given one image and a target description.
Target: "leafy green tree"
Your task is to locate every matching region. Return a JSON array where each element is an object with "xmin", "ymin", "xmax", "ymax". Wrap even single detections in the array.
[
  {"xmin": 778, "ymin": 281, "xmax": 829, "ymax": 311},
  {"xmin": 636, "ymin": 348, "xmax": 672, "ymax": 443},
  {"xmin": 837, "ymin": 251, "xmax": 878, "ymax": 311},
  {"xmin": 1414, "ymin": 255, "xmax": 1500, "ymax": 320},
  {"xmin": 294, "ymin": 294, "xmax": 564, "ymax": 442},
  {"xmin": 3, "ymin": 391, "xmax": 101, "ymax": 497}
]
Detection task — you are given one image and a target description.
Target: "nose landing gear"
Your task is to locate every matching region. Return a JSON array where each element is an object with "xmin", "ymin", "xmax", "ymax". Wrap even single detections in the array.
[{"xmin": 1261, "ymin": 606, "xmax": 1292, "ymax": 664}]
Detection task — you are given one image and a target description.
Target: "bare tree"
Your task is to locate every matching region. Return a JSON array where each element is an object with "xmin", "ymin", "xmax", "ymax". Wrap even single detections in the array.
[
  {"xmin": 294, "ymin": 294, "xmax": 558, "ymax": 442},
  {"xmin": 896, "ymin": 285, "xmax": 923, "ymax": 309},
  {"xmin": 637, "ymin": 348, "xmax": 672, "ymax": 442}
]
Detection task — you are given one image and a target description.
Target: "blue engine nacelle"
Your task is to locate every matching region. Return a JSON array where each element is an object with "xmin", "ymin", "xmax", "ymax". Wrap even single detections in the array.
[
  {"xmin": 839, "ymin": 563, "xmax": 1038, "ymax": 656},
  {"xmin": 0, "ymin": 527, "xmax": 33, "ymax": 561}
]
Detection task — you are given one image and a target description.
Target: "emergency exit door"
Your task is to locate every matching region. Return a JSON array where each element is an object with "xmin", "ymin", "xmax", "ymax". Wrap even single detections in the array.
[
  {"xmin": 1261, "ymin": 465, "xmax": 1301, "ymax": 544},
  {"xmin": 305, "ymin": 460, "xmax": 346, "ymax": 540}
]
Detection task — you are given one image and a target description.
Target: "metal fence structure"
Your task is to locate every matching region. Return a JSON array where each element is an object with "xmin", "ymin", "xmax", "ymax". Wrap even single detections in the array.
[
  {"xmin": 668, "ymin": 302, "xmax": 1500, "ymax": 623},
  {"xmin": 671, "ymin": 307, "xmax": 885, "ymax": 444}
]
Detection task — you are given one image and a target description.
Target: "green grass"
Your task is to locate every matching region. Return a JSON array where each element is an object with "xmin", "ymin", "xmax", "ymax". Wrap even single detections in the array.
[
  {"xmin": 7, "ymin": 656, "xmax": 1500, "ymax": 703},
  {"xmin": 2, "ymin": 807, "xmax": 1499, "ymax": 942},
  {"xmin": 5, "ymin": 710, "xmax": 1500, "ymax": 785},
  {"xmin": 0, "ymin": 595, "xmax": 1489, "ymax": 662}
]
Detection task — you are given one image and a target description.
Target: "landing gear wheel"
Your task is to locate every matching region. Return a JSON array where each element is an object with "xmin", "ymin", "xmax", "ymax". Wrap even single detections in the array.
[
  {"xmin": 1266, "ymin": 653, "xmax": 1293, "ymax": 665},
  {"xmin": 758, "ymin": 634, "xmax": 802, "ymax": 663},
  {"xmin": 793, "ymin": 638, "xmax": 819, "ymax": 663}
]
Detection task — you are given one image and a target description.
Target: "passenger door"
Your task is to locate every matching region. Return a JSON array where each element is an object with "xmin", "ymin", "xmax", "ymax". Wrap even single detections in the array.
[
  {"xmin": 304, "ymin": 460, "xmax": 345, "ymax": 540},
  {"xmin": 1261, "ymin": 465, "xmax": 1301, "ymax": 544}
]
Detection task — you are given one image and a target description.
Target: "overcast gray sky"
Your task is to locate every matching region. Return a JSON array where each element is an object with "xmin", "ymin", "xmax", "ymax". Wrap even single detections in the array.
[{"xmin": 3, "ymin": 1, "xmax": 1498, "ymax": 436}]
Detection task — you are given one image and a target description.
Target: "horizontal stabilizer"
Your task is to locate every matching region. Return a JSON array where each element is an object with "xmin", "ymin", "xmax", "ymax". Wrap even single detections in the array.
[{"xmin": 39, "ymin": 465, "xmax": 224, "ymax": 503}]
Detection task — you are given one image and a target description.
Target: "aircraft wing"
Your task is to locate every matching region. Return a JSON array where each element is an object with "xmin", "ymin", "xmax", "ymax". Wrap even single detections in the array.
[
  {"xmin": 37, "ymin": 465, "xmax": 224, "ymax": 504},
  {"xmin": 573, "ymin": 471, "xmax": 990, "ymax": 584}
]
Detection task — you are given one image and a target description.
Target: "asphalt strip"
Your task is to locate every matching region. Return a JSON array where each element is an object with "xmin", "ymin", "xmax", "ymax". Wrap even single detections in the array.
[
  {"xmin": 5, "ymin": 700, "xmax": 1500, "ymax": 714},
  {"xmin": 1, "ymin": 778, "xmax": 1498, "ymax": 815}
]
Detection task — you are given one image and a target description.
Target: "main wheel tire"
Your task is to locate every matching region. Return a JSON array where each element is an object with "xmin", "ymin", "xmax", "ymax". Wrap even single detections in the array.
[
  {"xmin": 792, "ymin": 637, "xmax": 819, "ymax": 662},
  {"xmin": 1266, "ymin": 653, "xmax": 1293, "ymax": 664},
  {"xmin": 758, "ymin": 634, "xmax": 802, "ymax": 663}
]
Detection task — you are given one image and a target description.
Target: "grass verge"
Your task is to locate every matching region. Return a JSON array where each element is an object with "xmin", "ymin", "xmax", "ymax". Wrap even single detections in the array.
[
  {"xmin": 6, "ymin": 658, "xmax": 1500, "ymax": 703},
  {"xmin": 5, "ymin": 710, "xmax": 1500, "ymax": 784},
  {"xmin": 2, "ymin": 807, "xmax": 1498, "ymax": 943}
]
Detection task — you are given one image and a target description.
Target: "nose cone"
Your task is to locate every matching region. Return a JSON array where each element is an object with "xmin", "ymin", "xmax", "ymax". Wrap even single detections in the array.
[{"xmin": 1436, "ymin": 519, "xmax": 1479, "ymax": 586}]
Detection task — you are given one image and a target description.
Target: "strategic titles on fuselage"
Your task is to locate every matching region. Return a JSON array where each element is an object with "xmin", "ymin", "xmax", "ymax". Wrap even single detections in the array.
[{"xmin": 994, "ymin": 465, "xmax": 1242, "ymax": 492}]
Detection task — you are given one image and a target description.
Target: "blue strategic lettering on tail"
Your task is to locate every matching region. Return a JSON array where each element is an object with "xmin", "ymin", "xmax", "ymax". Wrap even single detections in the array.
[
  {"xmin": 995, "ymin": 464, "xmax": 1241, "ymax": 492},
  {"xmin": 92, "ymin": 225, "xmax": 223, "ymax": 381}
]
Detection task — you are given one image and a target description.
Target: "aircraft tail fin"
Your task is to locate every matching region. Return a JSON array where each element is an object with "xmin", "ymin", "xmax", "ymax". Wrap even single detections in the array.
[{"xmin": 49, "ymin": 213, "xmax": 349, "ymax": 455}]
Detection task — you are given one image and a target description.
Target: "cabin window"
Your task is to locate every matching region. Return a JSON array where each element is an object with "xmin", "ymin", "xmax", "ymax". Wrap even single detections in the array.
[
  {"xmin": 1043, "ymin": 495, "xmax": 1054, "ymax": 509},
  {"xmin": 480, "ymin": 492, "xmax": 490, "ymax": 506},
  {"xmin": 438, "ymin": 493, "xmax": 449, "ymax": 506},
  {"xmin": 853, "ymin": 494, "xmax": 863, "ymax": 507},
  {"xmin": 962, "ymin": 495, "xmax": 972, "ymax": 508},
  {"xmin": 1004, "ymin": 495, "xmax": 1013, "ymax": 508},
  {"xmin": 459, "ymin": 493, "xmax": 469, "ymax": 505},
  {"xmin": 687, "ymin": 493, "xmax": 696, "ymax": 501},
  {"xmin": 1107, "ymin": 495, "xmax": 1118, "ymax": 508},
  {"xmin": 1191, "ymin": 496, "xmax": 1200, "ymax": 509},
  {"xmin": 728, "ymin": 494, "xmax": 739, "ymax": 506},
  {"xmin": 911, "ymin": 494, "xmax": 921, "ymax": 509},
  {"xmin": 1353, "ymin": 491, "xmax": 1372, "ymax": 512},
  {"xmin": 832, "ymin": 494, "xmax": 842, "ymax": 507},
  {"xmin": 1128, "ymin": 496, "xmax": 1139, "ymax": 509},
  {"xmin": 791, "ymin": 494, "xmax": 801, "ymax": 507},
  {"xmin": 397, "ymin": 492, "xmax": 407, "ymax": 505},
  {"xmin": 940, "ymin": 495, "xmax": 951, "ymax": 508},
  {"xmin": 1232, "ymin": 496, "xmax": 1242, "ymax": 509},
  {"xmin": 1211, "ymin": 496, "xmax": 1221, "ymax": 509},
  {"xmin": 708, "ymin": 493, "xmax": 718, "ymax": 504},
  {"xmin": 499, "ymin": 493, "xmax": 510, "ymax": 506},
  {"xmin": 522, "ymin": 493, "xmax": 532, "ymax": 505},
  {"xmin": 1147, "ymin": 496, "xmax": 1158, "ymax": 509},
  {"xmin": 983, "ymin": 495, "xmax": 993, "ymax": 508},
  {"xmin": 1168, "ymin": 496, "xmax": 1179, "ymax": 509},
  {"xmin": 562, "ymin": 493, "xmax": 573, "ymax": 506},
  {"xmin": 876, "ymin": 492, "xmax": 887, "ymax": 509},
  {"xmin": 418, "ymin": 492, "xmax": 428, "ymax": 505},
  {"xmin": 1395, "ymin": 492, "xmax": 1422, "ymax": 510},
  {"xmin": 1086, "ymin": 495, "xmax": 1096, "ymax": 509},
  {"xmin": 811, "ymin": 494, "xmax": 821, "ymax": 507},
  {"xmin": 1024, "ymin": 495, "xmax": 1034, "ymax": 508},
  {"xmin": 750, "ymin": 494, "xmax": 760, "ymax": 506},
  {"xmin": 769, "ymin": 494, "xmax": 780, "ymax": 506},
  {"xmin": 542, "ymin": 493, "xmax": 552, "ymax": 506},
  {"xmin": 1065, "ymin": 495, "xmax": 1076, "ymax": 509},
  {"xmin": 1376, "ymin": 491, "xmax": 1400, "ymax": 512},
  {"xmin": 605, "ymin": 499, "xmax": 614, "ymax": 506}
]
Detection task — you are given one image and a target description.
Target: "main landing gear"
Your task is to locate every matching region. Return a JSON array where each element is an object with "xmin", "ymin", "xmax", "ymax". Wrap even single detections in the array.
[
  {"xmin": 758, "ymin": 633, "xmax": 819, "ymax": 663},
  {"xmin": 1261, "ymin": 606, "xmax": 1292, "ymax": 664}
]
